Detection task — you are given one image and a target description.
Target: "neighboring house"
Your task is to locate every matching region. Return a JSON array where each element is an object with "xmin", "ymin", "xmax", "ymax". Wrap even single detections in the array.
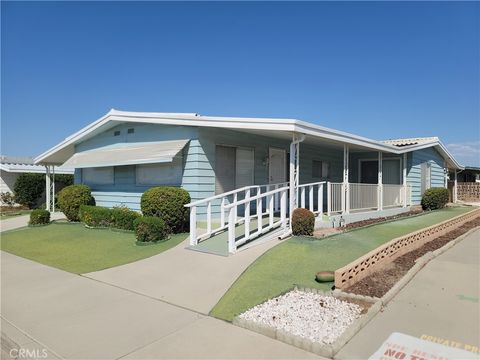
[
  {"xmin": 35, "ymin": 110, "xmax": 463, "ymax": 252},
  {"xmin": 1, "ymin": 155, "xmax": 74, "ymax": 205},
  {"xmin": 448, "ymin": 166, "xmax": 480, "ymax": 203}
]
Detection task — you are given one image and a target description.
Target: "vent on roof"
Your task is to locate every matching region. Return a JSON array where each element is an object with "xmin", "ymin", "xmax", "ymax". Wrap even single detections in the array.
[
  {"xmin": 127, "ymin": 128, "xmax": 134, "ymax": 134},
  {"xmin": 114, "ymin": 130, "xmax": 121, "ymax": 136}
]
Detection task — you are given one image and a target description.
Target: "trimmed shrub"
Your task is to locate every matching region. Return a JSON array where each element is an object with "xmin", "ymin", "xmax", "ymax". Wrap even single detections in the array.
[
  {"xmin": 13, "ymin": 173, "xmax": 45, "ymax": 208},
  {"xmin": 57, "ymin": 185, "xmax": 94, "ymax": 221},
  {"xmin": 111, "ymin": 206, "xmax": 141, "ymax": 231},
  {"xmin": 29, "ymin": 209, "xmax": 50, "ymax": 225},
  {"xmin": 421, "ymin": 187, "xmax": 449, "ymax": 210},
  {"xmin": 292, "ymin": 208, "xmax": 315, "ymax": 236},
  {"xmin": 134, "ymin": 216, "xmax": 167, "ymax": 243},
  {"xmin": 79, "ymin": 205, "xmax": 113, "ymax": 227},
  {"xmin": 140, "ymin": 187, "xmax": 190, "ymax": 233}
]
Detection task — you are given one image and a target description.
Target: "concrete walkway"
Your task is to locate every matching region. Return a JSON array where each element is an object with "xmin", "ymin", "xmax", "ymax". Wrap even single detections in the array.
[
  {"xmin": 335, "ymin": 228, "xmax": 480, "ymax": 359},
  {"xmin": 84, "ymin": 237, "xmax": 283, "ymax": 314},
  {"xmin": 1, "ymin": 251, "xmax": 321, "ymax": 359},
  {"xmin": 0, "ymin": 212, "xmax": 65, "ymax": 232}
]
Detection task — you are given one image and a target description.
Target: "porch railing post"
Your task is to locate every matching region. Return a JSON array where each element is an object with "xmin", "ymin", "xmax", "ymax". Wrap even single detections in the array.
[
  {"xmin": 228, "ymin": 206, "xmax": 236, "ymax": 253},
  {"xmin": 403, "ymin": 153, "xmax": 407, "ymax": 207},
  {"xmin": 245, "ymin": 189, "xmax": 251, "ymax": 238},
  {"xmin": 327, "ymin": 182, "xmax": 331, "ymax": 216},
  {"xmin": 378, "ymin": 151, "xmax": 383, "ymax": 211},
  {"xmin": 220, "ymin": 197, "xmax": 226, "ymax": 228},
  {"xmin": 189, "ymin": 206, "xmax": 197, "ymax": 246},
  {"xmin": 281, "ymin": 189, "xmax": 287, "ymax": 229},
  {"xmin": 318, "ymin": 183, "xmax": 323, "ymax": 215},
  {"xmin": 206, "ymin": 201, "xmax": 212, "ymax": 234}
]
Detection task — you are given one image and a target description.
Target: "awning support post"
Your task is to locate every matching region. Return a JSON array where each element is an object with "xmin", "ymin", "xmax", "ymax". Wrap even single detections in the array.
[{"xmin": 289, "ymin": 133, "xmax": 305, "ymax": 226}]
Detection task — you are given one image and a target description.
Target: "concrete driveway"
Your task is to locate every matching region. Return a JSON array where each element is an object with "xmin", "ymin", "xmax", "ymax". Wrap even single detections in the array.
[
  {"xmin": 84, "ymin": 237, "xmax": 282, "ymax": 314},
  {"xmin": 1, "ymin": 251, "xmax": 320, "ymax": 359}
]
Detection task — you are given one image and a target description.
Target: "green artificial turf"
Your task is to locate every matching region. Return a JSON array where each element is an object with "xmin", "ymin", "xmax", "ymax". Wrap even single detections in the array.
[
  {"xmin": 0, "ymin": 223, "xmax": 187, "ymax": 274},
  {"xmin": 210, "ymin": 206, "xmax": 474, "ymax": 321}
]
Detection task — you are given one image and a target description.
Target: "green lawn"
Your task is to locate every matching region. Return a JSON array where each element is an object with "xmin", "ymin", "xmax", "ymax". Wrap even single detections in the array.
[
  {"xmin": 210, "ymin": 206, "xmax": 474, "ymax": 321},
  {"xmin": 0, "ymin": 223, "xmax": 187, "ymax": 274}
]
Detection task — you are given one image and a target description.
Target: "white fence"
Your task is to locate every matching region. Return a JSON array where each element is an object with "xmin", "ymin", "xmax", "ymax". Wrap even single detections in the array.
[
  {"xmin": 327, "ymin": 182, "xmax": 344, "ymax": 214},
  {"xmin": 349, "ymin": 183, "xmax": 379, "ymax": 211},
  {"xmin": 223, "ymin": 185, "xmax": 289, "ymax": 253},
  {"xmin": 185, "ymin": 182, "xmax": 288, "ymax": 247},
  {"xmin": 298, "ymin": 181, "xmax": 325, "ymax": 215},
  {"xmin": 383, "ymin": 184, "xmax": 404, "ymax": 208},
  {"xmin": 328, "ymin": 182, "xmax": 411, "ymax": 215}
]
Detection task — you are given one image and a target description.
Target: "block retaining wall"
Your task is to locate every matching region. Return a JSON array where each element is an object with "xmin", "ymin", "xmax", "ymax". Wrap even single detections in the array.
[
  {"xmin": 335, "ymin": 207, "xmax": 480, "ymax": 289},
  {"xmin": 458, "ymin": 183, "xmax": 480, "ymax": 201}
]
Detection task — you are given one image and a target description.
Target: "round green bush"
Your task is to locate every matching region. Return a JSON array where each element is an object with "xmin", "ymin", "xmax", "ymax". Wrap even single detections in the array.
[
  {"xmin": 111, "ymin": 206, "xmax": 141, "ymax": 231},
  {"xmin": 14, "ymin": 173, "xmax": 45, "ymax": 208},
  {"xmin": 79, "ymin": 205, "xmax": 113, "ymax": 227},
  {"xmin": 29, "ymin": 209, "xmax": 50, "ymax": 225},
  {"xmin": 421, "ymin": 187, "xmax": 449, "ymax": 210},
  {"xmin": 57, "ymin": 185, "xmax": 94, "ymax": 221},
  {"xmin": 133, "ymin": 216, "xmax": 167, "ymax": 243},
  {"xmin": 140, "ymin": 187, "xmax": 190, "ymax": 233},
  {"xmin": 292, "ymin": 208, "xmax": 315, "ymax": 236}
]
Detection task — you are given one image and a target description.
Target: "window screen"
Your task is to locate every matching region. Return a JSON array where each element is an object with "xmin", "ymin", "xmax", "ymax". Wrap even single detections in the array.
[
  {"xmin": 136, "ymin": 159, "xmax": 183, "ymax": 185},
  {"xmin": 235, "ymin": 148, "xmax": 254, "ymax": 188},
  {"xmin": 215, "ymin": 146, "xmax": 236, "ymax": 194},
  {"xmin": 82, "ymin": 167, "xmax": 114, "ymax": 185}
]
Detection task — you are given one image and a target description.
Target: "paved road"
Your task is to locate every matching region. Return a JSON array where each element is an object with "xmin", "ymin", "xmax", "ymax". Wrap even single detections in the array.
[
  {"xmin": 84, "ymin": 237, "xmax": 282, "ymax": 314},
  {"xmin": 335, "ymin": 228, "xmax": 480, "ymax": 359},
  {"xmin": 1, "ymin": 251, "xmax": 321, "ymax": 359}
]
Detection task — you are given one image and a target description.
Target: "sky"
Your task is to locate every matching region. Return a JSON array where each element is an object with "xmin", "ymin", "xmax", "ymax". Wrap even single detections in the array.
[{"xmin": 1, "ymin": 1, "xmax": 479, "ymax": 166}]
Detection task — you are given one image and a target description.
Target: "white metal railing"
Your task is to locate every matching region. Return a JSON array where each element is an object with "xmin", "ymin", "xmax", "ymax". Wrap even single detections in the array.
[
  {"xmin": 327, "ymin": 182, "xmax": 344, "ymax": 215},
  {"xmin": 298, "ymin": 181, "xmax": 325, "ymax": 215},
  {"xmin": 383, "ymin": 184, "xmax": 404, "ymax": 208},
  {"xmin": 223, "ymin": 185, "xmax": 289, "ymax": 253},
  {"xmin": 185, "ymin": 182, "xmax": 288, "ymax": 247},
  {"xmin": 349, "ymin": 183, "xmax": 378, "ymax": 211},
  {"xmin": 328, "ymin": 182, "xmax": 412, "ymax": 215}
]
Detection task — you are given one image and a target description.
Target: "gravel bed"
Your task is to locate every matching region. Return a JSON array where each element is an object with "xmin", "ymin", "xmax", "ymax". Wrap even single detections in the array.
[{"xmin": 239, "ymin": 290, "xmax": 363, "ymax": 344}]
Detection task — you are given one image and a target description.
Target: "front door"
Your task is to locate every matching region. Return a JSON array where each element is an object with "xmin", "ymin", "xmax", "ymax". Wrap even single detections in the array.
[{"xmin": 269, "ymin": 148, "xmax": 286, "ymax": 184}]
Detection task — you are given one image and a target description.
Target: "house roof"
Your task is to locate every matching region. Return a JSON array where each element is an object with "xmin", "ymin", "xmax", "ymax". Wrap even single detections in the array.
[
  {"xmin": 1, "ymin": 155, "xmax": 74, "ymax": 174},
  {"xmin": 34, "ymin": 109, "xmax": 464, "ymax": 169},
  {"xmin": 381, "ymin": 137, "xmax": 439, "ymax": 147}
]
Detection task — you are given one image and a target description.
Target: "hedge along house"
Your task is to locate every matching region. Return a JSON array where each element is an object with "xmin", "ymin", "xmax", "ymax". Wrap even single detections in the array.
[
  {"xmin": 35, "ymin": 110, "xmax": 463, "ymax": 254},
  {"xmin": 0, "ymin": 155, "xmax": 74, "ymax": 206}
]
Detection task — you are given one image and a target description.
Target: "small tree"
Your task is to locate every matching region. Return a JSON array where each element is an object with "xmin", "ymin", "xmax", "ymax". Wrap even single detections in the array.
[
  {"xmin": 57, "ymin": 185, "xmax": 94, "ymax": 221},
  {"xmin": 13, "ymin": 173, "xmax": 45, "ymax": 208}
]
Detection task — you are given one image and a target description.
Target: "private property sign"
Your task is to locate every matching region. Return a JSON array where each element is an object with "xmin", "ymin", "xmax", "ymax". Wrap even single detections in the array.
[{"xmin": 369, "ymin": 333, "xmax": 478, "ymax": 360}]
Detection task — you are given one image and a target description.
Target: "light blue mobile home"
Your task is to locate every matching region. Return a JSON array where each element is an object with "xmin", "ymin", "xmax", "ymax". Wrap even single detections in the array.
[{"xmin": 36, "ymin": 110, "xmax": 462, "ymax": 252}]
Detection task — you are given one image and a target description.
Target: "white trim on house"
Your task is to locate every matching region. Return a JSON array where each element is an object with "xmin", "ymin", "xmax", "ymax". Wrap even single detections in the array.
[{"xmin": 34, "ymin": 109, "xmax": 464, "ymax": 170}]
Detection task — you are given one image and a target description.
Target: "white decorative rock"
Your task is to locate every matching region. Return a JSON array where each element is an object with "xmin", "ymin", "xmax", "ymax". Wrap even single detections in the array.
[{"xmin": 239, "ymin": 290, "xmax": 362, "ymax": 345}]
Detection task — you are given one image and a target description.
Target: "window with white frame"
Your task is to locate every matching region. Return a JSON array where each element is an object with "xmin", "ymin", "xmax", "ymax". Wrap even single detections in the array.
[
  {"xmin": 312, "ymin": 160, "xmax": 329, "ymax": 179},
  {"xmin": 136, "ymin": 158, "xmax": 183, "ymax": 186},
  {"xmin": 82, "ymin": 167, "xmax": 114, "ymax": 185}
]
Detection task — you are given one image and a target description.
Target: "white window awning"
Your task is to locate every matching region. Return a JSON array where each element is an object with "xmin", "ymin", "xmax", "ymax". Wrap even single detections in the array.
[{"xmin": 62, "ymin": 139, "xmax": 190, "ymax": 168}]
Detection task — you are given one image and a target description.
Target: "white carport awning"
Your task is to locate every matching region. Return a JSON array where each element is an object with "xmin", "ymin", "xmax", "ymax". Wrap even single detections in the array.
[{"xmin": 62, "ymin": 139, "xmax": 190, "ymax": 168}]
